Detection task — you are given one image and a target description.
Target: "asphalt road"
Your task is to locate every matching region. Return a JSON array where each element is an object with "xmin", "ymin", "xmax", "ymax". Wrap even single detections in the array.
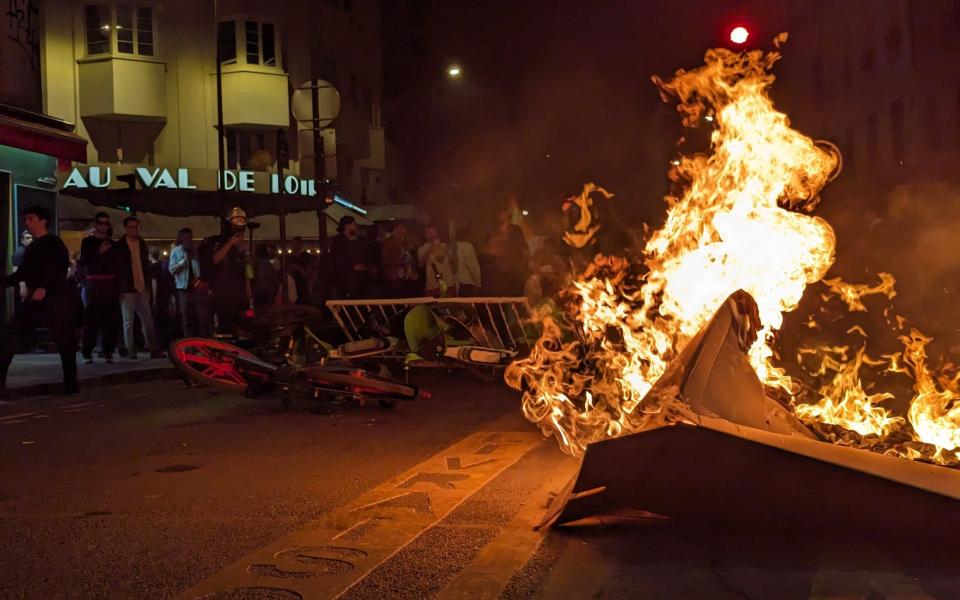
[{"xmin": 2, "ymin": 375, "xmax": 959, "ymax": 599}]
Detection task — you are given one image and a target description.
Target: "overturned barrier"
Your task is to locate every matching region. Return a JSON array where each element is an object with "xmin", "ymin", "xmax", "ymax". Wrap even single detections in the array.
[
  {"xmin": 327, "ymin": 296, "xmax": 533, "ymax": 356},
  {"xmin": 541, "ymin": 291, "xmax": 960, "ymax": 540}
]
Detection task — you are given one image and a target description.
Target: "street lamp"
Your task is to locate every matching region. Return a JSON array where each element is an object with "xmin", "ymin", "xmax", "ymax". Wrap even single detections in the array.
[{"xmin": 446, "ymin": 64, "xmax": 462, "ymax": 79}]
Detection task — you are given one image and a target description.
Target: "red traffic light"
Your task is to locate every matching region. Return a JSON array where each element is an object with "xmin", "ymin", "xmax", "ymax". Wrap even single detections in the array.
[{"xmin": 729, "ymin": 26, "xmax": 749, "ymax": 44}]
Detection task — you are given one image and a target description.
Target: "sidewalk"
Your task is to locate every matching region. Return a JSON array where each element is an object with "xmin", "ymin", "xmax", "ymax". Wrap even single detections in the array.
[{"xmin": 3, "ymin": 353, "xmax": 177, "ymax": 400}]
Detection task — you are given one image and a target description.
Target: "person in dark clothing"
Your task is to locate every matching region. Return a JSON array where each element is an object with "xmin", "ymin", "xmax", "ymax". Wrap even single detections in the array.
[
  {"xmin": 380, "ymin": 222, "xmax": 417, "ymax": 298},
  {"xmin": 329, "ymin": 216, "xmax": 376, "ymax": 299},
  {"xmin": 151, "ymin": 250, "xmax": 176, "ymax": 348},
  {"xmin": 481, "ymin": 207, "xmax": 529, "ymax": 296},
  {"xmin": 77, "ymin": 212, "xmax": 120, "ymax": 363},
  {"xmin": 199, "ymin": 207, "xmax": 249, "ymax": 334},
  {"xmin": 0, "ymin": 206, "xmax": 78, "ymax": 394},
  {"xmin": 251, "ymin": 244, "xmax": 280, "ymax": 308},
  {"xmin": 289, "ymin": 237, "xmax": 314, "ymax": 305}
]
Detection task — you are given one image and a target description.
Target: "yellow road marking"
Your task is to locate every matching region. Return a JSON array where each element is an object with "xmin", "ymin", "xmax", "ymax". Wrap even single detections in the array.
[{"xmin": 179, "ymin": 426, "xmax": 541, "ymax": 600}]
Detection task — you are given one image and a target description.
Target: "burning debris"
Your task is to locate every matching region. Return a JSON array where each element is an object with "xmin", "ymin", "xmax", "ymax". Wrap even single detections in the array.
[{"xmin": 506, "ymin": 37, "xmax": 960, "ymax": 472}]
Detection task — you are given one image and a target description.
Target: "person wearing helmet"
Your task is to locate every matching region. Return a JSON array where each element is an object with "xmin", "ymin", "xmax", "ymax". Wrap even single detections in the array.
[{"xmin": 198, "ymin": 207, "xmax": 249, "ymax": 334}]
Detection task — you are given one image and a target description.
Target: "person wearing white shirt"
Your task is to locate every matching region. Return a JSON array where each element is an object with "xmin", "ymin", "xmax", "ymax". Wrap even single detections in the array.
[
  {"xmin": 452, "ymin": 237, "xmax": 482, "ymax": 296},
  {"xmin": 417, "ymin": 225, "xmax": 453, "ymax": 297}
]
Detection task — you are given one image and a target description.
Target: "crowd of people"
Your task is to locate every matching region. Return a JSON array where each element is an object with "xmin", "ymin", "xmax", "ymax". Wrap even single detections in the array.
[{"xmin": 0, "ymin": 202, "xmax": 546, "ymax": 394}]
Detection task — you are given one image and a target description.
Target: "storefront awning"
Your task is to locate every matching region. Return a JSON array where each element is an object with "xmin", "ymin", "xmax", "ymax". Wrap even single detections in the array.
[
  {"xmin": 364, "ymin": 203, "xmax": 430, "ymax": 223},
  {"xmin": 58, "ymin": 193, "xmax": 372, "ymax": 240},
  {"xmin": 63, "ymin": 186, "xmax": 348, "ymax": 219},
  {"xmin": 0, "ymin": 108, "xmax": 87, "ymax": 163}
]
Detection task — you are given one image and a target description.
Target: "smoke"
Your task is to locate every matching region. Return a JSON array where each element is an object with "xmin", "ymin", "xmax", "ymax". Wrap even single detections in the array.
[{"xmin": 829, "ymin": 182, "xmax": 960, "ymax": 336}]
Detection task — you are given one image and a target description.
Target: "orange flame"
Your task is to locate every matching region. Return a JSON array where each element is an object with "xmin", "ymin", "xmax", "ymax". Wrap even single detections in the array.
[
  {"xmin": 900, "ymin": 330, "xmax": 960, "ymax": 463},
  {"xmin": 507, "ymin": 40, "xmax": 838, "ymax": 456},
  {"xmin": 793, "ymin": 345, "xmax": 904, "ymax": 437},
  {"xmin": 822, "ymin": 272, "xmax": 897, "ymax": 312},
  {"xmin": 509, "ymin": 38, "xmax": 960, "ymax": 466}
]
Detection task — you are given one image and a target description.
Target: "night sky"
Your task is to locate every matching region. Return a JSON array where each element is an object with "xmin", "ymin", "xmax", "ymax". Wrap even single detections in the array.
[{"xmin": 383, "ymin": 0, "xmax": 789, "ymax": 224}]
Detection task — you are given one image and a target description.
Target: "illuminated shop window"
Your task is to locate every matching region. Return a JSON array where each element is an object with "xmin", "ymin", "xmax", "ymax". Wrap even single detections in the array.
[{"xmin": 85, "ymin": 3, "xmax": 155, "ymax": 57}]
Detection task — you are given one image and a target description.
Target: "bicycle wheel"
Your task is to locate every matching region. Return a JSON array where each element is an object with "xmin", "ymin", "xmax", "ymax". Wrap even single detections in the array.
[{"xmin": 169, "ymin": 338, "xmax": 263, "ymax": 393}]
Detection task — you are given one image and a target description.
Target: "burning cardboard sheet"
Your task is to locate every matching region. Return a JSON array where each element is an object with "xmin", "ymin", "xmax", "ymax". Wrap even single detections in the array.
[{"xmin": 540, "ymin": 293, "xmax": 960, "ymax": 538}]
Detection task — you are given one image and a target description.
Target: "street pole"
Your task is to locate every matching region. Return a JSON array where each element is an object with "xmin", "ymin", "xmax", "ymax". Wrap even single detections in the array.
[
  {"xmin": 311, "ymin": 81, "xmax": 327, "ymax": 252},
  {"xmin": 277, "ymin": 139, "xmax": 289, "ymax": 305},
  {"xmin": 214, "ymin": 0, "xmax": 226, "ymax": 220}
]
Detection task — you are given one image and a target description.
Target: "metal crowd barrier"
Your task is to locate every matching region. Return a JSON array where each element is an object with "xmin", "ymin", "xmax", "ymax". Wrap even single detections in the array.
[{"xmin": 325, "ymin": 296, "xmax": 535, "ymax": 353}]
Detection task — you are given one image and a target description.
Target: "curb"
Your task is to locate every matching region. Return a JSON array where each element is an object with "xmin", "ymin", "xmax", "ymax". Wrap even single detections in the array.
[{"xmin": 3, "ymin": 366, "xmax": 180, "ymax": 401}]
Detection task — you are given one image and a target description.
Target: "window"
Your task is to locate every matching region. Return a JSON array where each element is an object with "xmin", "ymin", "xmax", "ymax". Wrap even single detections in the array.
[
  {"xmin": 84, "ymin": 3, "xmax": 155, "ymax": 57},
  {"xmin": 136, "ymin": 6, "xmax": 154, "ymax": 55},
  {"xmin": 889, "ymin": 99, "xmax": 906, "ymax": 165},
  {"xmin": 85, "ymin": 5, "xmax": 110, "ymax": 55},
  {"xmin": 218, "ymin": 20, "xmax": 280, "ymax": 68},
  {"xmin": 262, "ymin": 23, "xmax": 276, "ymax": 66},
  {"xmin": 244, "ymin": 21, "xmax": 259, "ymax": 64},
  {"xmin": 218, "ymin": 21, "xmax": 236, "ymax": 64},
  {"xmin": 226, "ymin": 129, "xmax": 275, "ymax": 171}
]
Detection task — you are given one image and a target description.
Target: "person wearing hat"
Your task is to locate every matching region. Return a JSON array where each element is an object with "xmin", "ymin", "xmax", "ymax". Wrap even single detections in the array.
[
  {"xmin": 329, "ymin": 215, "xmax": 376, "ymax": 299},
  {"xmin": 198, "ymin": 207, "xmax": 250, "ymax": 333}
]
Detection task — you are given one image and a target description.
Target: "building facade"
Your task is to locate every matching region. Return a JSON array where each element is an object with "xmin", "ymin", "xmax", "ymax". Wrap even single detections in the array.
[
  {"xmin": 1, "ymin": 0, "xmax": 87, "ymax": 319},
  {"xmin": 40, "ymin": 0, "xmax": 395, "ymax": 223},
  {"xmin": 777, "ymin": 0, "xmax": 960, "ymax": 197}
]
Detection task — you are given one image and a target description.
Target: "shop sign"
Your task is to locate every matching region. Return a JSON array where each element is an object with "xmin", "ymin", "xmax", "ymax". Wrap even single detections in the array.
[{"xmin": 62, "ymin": 166, "xmax": 318, "ymax": 197}]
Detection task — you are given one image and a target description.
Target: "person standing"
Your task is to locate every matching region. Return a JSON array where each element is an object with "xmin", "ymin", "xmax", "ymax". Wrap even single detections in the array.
[
  {"xmin": 251, "ymin": 244, "xmax": 280, "ymax": 308},
  {"xmin": 115, "ymin": 215, "xmax": 160, "ymax": 359},
  {"xmin": 329, "ymin": 216, "xmax": 376, "ymax": 299},
  {"xmin": 199, "ymin": 207, "xmax": 249, "ymax": 334},
  {"xmin": 0, "ymin": 206, "xmax": 78, "ymax": 394},
  {"xmin": 168, "ymin": 227, "xmax": 210, "ymax": 337},
  {"xmin": 150, "ymin": 249, "xmax": 176, "ymax": 348},
  {"xmin": 380, "ymin": 222, "xmax": 418, "ymax": 297},
  {"xmin": 481, "ymin": 207, "xmax": 529, "ymax": 296},
  {"xmin": 288, "ymin": 237, "xmax": 314, "ymax": 305},
  {"xmin": 77, "ymin": 212, "xmax": 120, "ymax": 363},
  {"xmin": 418, "ymin": 225, "xmax": 453, "ymax": 297},
  {"xmin": 451, "ymin": 227, "xmax": 482, "ymax": 296}
]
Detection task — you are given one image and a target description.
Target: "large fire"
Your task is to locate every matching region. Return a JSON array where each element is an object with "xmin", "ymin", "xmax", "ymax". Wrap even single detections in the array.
[{"xmin": 506, "ymin": 36, "xmax": 960, "ymax": 466}]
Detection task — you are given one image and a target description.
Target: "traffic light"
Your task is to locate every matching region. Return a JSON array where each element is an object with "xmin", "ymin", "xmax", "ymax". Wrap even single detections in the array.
[{"xmin": 729, "ymin": 26, "xmax": 749, "ymax": 45}]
